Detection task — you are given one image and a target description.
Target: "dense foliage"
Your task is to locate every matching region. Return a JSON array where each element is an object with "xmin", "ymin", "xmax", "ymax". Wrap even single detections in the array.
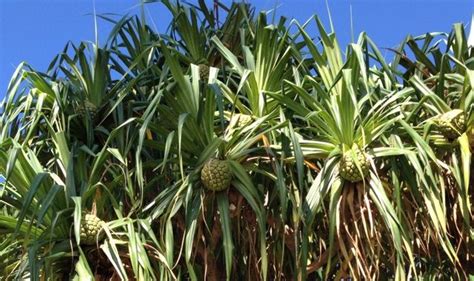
[{"xmin": 0, "ymin": 1, "xmax": 473, "ymax": 280}]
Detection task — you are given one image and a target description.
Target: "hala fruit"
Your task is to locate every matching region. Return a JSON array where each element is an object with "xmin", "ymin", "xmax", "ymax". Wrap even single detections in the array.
[
  {"xmin": 436, "ymin": 109, "xmax": 466, "ymax": 139},
  {"xmin": 80, "ymin": 213, "xmax": 105, "ymax": 245},
  {"xmin": 201, "ymin": 158, "xmax": 232, "ymax": 191},
  {"xmin": 339, "ymin": 146, "xmax": 370, "ymax": 183},
  {"xmin": 77, "ymin": 101, "xmax": 98, "ymax": 120}
]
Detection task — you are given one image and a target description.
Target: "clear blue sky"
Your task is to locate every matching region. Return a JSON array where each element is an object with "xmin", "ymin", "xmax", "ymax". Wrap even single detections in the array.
[{"xmin": 1, "ymin": 0, "xmax": 473, "ymax": 99}]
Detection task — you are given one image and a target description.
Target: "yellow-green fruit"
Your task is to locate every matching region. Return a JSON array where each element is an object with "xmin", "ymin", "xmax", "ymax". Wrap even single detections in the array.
[
  {"xmin": 201, "ymin": 158, "xmax": 232, "ymax": 191},
  {"xmin": 436, "ymin": 109, "xmax": 466, "ymax": 139},
  {"xmin": 235, "ymin": 113, "xmax": 253, "ymax": 127},
  {"xmin": 80, "ymin": 213, "xmax": 104, "ymax": 245},
  {"xmin": 77, "ymin": 101, "xmax": 98, "ymax": 119},
  {"xmin": 339, "ymin": 147, "xmax": 370, "ymax": 183},
  {"xmin": 198, "ymin": 64, "xmax": 210, "ymax": 81}
]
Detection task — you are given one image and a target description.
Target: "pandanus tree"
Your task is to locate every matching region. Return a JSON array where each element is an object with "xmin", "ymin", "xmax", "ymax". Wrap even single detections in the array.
[
  {"xmin": 396, "ymin": 24, "xmax": 474, "ymax": 277},
  {"xmin": 269, "ymin": 20, "xmax": 421, "ymax": 279},
  {"xmin": 0, "ymin": 1, "xmax": 473, "ymax": 280}
]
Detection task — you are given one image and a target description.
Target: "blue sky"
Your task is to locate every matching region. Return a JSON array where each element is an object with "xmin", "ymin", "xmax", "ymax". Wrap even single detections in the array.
[{"xmin": 1, "ymin": 0, "xmax": 474, "ymax": 99}]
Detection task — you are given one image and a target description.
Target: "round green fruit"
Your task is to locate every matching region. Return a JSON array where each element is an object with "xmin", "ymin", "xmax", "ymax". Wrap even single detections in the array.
[
  {"xmin": 77, "ymin": 101, "xmax": 98, "ymax": 120},
  {"xmin": 436, "ymin": 109, "xmax": 466, "ymax": 140},
  {"xmin": 339, "ymin": 146, "xmax": 370, "ymax": 183},
  {"xmin": 235, "ymin": 113, "xmax": 253, "ymax": 127},
  {"xmin": 198, "ymin": 64, "xmax": 210, "ymax": 81},
  {"xmin": 80, "ymin": 213, "xmax": 105, "ymax": 245},
  {"xmin": 201, "ymin": 158, "xmax": 232, "ymax": 191}
]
